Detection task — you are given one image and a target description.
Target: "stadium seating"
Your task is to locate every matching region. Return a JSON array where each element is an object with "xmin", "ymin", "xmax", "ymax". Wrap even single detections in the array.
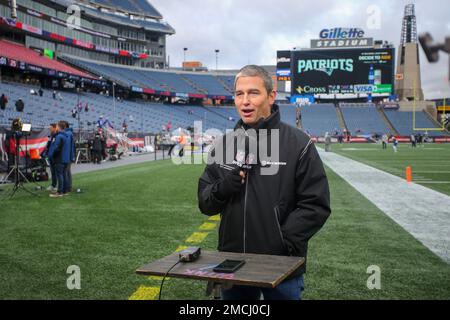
[
  {"xmin": 182, "ymin": 74, "xmax": 231, "ymax": 96},
  {"xmin": 145, "ymin": 70, "xmax": 197, "ymax": 94},
  {"xmin": 216, "ymin": 75, "xmax": 235, "ymax": 92},
  {"xmin": 87, "ymin": 0, "xmax": 163, "ymax": 18},
  {"xmin": 55, "ymin": 0, "xmax": 174, "ymax": 33},
  {"xmin": 0, "ymin": 81, "xmax": 235, "ymax": 134},
  {"xmin": 300, "ymin": 104, "xmax": 342, "ymax": 136},
  {"xmin": 384, "ymin": 109, "xmax": 445, "ymax": 137},
  {"xmin": 63, "ymin": 57, "xmax": 153, "ymax": 89},
  {"xmin": 1, "ymin": 81, "xmax": 447, "ymax": 138},
  {"xmin": 0, "ymin": 40, "xmax": 94, "ymax": 79},
  {"xmin": 62, "ymin": 56, "xmax": 234, "ymax": 96},
  {"xmin": 278, "ymin": 105, "xmax": 298, "ymax": 127},
  {"xmin": 340, "ymin": 103, "xmax": 391, "ymax": 135}
]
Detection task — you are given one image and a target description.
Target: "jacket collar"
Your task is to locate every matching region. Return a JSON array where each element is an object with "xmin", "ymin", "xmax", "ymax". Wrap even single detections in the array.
[
  {"xmin": 56, "ymin": 131, "xmax": 67, "ymax": 137},
  {"xmin": 234, "ymin": 104, "xmax": 281, "ymax": 132}
]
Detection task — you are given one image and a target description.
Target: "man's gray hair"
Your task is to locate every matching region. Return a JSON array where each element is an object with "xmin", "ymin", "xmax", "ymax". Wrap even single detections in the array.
[{"xmin": 234, "ymin": 65, "xmax": 274, "ymax": 94}]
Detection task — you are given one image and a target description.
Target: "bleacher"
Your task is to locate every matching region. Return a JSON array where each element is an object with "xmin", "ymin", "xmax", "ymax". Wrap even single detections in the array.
[
  {"xmin": 300, "ymin": 104, "xmax": 341, "ymax": 136},
  {"xmin": 384, "ymin": 110, "xmax": 446, "ymax": 137},
  {"xmin": 54, "ymin": 0, "xmax": 175, "ymax": 34},
  {"xmin": 279, "ymin": 105, "xmax": 298, "ymax": 128},
  {"xmin": 2, "ymin": 81, "xmax": 447, "ymax": 137},
  {"xmin": 0, "ymin": 82, "xmax": 235, "ymax": 133},
  {"xmin": 62, "ymin": 56, "xmax": 234, "ymax": 96},
  {"xmin": 182, "ymin": 74, "xmax": 231, "ymax": 96},
  {"xmin": 216, "ymin": 75, "xmax": 235, "ymax": 92},
  {"xmin": 340, "ymin": 103, "xmax": 391, "ymax": 135},
  {"xmin": 87, "ymin": 0, "xmax": 163, "ymax": 18},
  {"xmin": 209, "ymin": 106, "xmax": 239, "ymax": 121},
  {"xmin": 146, "ymin": 71, "xmax": 198, "ymax": 94},
  {"xmin": 0, "ymin": 40, "xmax": 94, "ymax": 79}
]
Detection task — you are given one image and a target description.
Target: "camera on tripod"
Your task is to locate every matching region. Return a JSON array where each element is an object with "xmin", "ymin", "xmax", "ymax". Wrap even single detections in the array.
[
  {"xmin": 1, "ymin": 119, "xmax": 41, "ymax": 198},
  {"xmin": 11, "ymin": 118, "xmax": 31, "ymax": 137}
]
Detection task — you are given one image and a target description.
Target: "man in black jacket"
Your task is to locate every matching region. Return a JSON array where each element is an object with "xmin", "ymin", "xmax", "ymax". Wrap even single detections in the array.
[{"xmin": 198, "ymin": 65, "xmax": 331, "ymax": 300}]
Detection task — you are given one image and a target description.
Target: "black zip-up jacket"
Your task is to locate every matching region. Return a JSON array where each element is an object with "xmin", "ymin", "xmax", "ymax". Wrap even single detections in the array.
[{"xmin": 198, "ymin": 104, "xmax": 331, "ymax": 275}]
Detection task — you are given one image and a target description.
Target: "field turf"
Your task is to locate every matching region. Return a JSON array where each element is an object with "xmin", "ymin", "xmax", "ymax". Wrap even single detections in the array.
[
  {"xmin": 330, "ymin": 143, "xmax": 450, "ymax": 196},
  {"xmin": 0, "ymin": 154, "xmax": 449, "ymax": 299}
]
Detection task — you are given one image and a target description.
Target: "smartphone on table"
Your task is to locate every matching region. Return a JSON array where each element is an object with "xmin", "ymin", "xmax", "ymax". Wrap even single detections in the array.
[{"xmin": 213, "ymin": 259, "xmax": 246, "ymax": 273}]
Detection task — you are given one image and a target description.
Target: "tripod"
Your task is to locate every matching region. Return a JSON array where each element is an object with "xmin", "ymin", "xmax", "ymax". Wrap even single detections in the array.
[{"xmin": 0, "ymin": 134, "xmax": 39, "ymax": 198}]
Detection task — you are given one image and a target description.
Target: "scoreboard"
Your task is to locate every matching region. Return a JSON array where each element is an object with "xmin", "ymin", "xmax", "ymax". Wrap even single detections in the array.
[{"xmin": 288, "ymin": 48, "xmax": 395, "ymax": 96}]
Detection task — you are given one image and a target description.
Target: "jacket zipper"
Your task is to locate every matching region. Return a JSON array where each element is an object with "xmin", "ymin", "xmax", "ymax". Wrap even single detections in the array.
[
  {"xmin": 274, "ymin": 206, "xmax": 285, "ymax": 246},
  {"xmin": 243, "ymin": 172, "xmax": 249, "ymax": 253},
  {"xmin": 219, "ymin": 213, "xmax": 227, "ymax": 249},
  {"xmin": 241, "ymin": 125, "xmax": 249, "ymax": 254}
]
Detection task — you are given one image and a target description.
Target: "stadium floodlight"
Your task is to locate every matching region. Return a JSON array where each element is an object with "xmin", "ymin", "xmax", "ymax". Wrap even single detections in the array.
[
  {"xmin": 112, "ymin": 82, "xmax": 116, "ymax": 130},
  {"xmin": 183, "ymin": 48, "xmax": 188, "ymax": 70},
  {"xmin": 159, "ymin": 45, "xmax": 165, "ymax": 68},
  {"xmin": 10, "ymin": 0, "xmax": 17, "ymax": 18},
  {"xmin": 215, "ymin": 49, "xmax": 220, "ymax": 71},
  {"xmin": 419, "ymin": 32, "xmax": 450, "ymax": 81}
]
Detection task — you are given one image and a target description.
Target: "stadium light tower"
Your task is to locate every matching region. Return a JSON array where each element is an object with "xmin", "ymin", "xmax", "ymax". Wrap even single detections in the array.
[
  {"xmin": 395, "ymin": 4, "xmax": 424, "ymax": 101},
  {"xmin": 159, "ymin": 45, "xmax": 165, "ymax": 68},
  {"xmin": 215, "ymin": 49, "xmax": 220, "ymax": 71},
  {"xmin": 112, "ymin": 82, "xmax": 116, "ymax": 130},
  {"xmin": 10, "ymin": 0, "xmax": 17, "ymax": 18},
  {"xmin": 75, "ymin": 84, "xmax": 81, "ymax": 142},
  {"xmin": 183, "ymin": 47, "xmax": 188, "ymax": 69}
]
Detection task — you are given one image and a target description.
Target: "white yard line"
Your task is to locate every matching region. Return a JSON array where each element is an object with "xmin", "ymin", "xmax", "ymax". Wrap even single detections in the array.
[
  {"xmin": 318, "ymin": 149, "xmax": 450, "ymax": 264},
  {"xmin": 414, "ymin": 171, "xmax": 450, "ymax": 174},
  {"xmin": 415, "ymin": 181, "xmax": 450, "ymax": 184}
]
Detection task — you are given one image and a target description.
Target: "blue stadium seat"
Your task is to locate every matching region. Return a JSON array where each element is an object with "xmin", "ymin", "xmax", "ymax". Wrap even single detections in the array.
[
  {"xmin": 300, "ymin": 104, "xmax": 341, "ymax": 136},
  {"xmin": 89, "ymin": 0, "xmax": 163, "ymax": 18},
  {"xmin": 384, "ymin": 110, "xmax": 445, "ymax": 137},
  {"xmin": 340, "ymin": 103, "xmax": 390, "ymax": 135},
  {"xmin": 0, "ymin": 82, "xmax": 235, "ymax": 133},
  {"xmin": 62, "ymin": 56, "xmax": 232, "ymax": 96}
]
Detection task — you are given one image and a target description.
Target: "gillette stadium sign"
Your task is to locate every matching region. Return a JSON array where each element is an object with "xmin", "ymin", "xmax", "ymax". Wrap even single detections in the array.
[{"xmin": 311, "ymin": 27, "xmax": 373, "ymax": 49}]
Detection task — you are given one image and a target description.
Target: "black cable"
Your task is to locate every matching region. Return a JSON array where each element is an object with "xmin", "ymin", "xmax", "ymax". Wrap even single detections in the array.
[{"xmin": 158, "ymin": 260, "xmax": 181, "ymax": 300}]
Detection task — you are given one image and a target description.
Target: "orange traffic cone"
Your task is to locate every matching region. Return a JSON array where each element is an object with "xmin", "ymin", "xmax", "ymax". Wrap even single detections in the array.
[{"xmin": 406, "ymin": 166, "xmax": 412, "ymax": 183}]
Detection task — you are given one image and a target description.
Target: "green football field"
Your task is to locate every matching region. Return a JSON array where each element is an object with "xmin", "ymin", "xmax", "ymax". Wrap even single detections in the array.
[
  {"xmin": 1, "ymin": 148, "xmax": 449, "ymax": 300},
  {"xmin": 329, "ymin": 143, "xmax": 450, "ymax": 196}
]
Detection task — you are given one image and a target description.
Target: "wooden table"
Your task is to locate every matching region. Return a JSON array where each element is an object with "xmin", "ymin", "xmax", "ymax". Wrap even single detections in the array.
[{"xmin": 136, "ymin": 250, "xmax": 304, "ymax": 289}]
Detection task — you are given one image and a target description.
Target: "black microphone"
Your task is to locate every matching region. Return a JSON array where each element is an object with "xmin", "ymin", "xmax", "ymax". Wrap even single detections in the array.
[
  {"xmin": 238, "ymin": 135, "xmax": 257, "ymax": 173},
  {"xmin": 234, "ymin": 131, "xmax": 258, "ymax": 176}
]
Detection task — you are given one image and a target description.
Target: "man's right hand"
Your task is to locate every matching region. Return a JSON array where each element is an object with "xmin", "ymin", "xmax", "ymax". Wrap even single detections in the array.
[{"xmin": 216, "ymin": 168, "xmax": 246, "ymax": 200}]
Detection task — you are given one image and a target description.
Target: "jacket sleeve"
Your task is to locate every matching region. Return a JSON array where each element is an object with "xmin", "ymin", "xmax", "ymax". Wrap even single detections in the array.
[
  {"xmin": 70, "ymin": 136, "xmax": 76, "ymax": 162},
  {"xmin": 42, "ymin": 139, "xmax": 50, "ymax": 158},
  {"xmin": 198, "ymin": 163, "xmax": 228, "ymax": 216},
  {"xmin": 49, "ymin": 135, "xmax": 62, "ymax": 160},
  {"xmin": 281, "ymin": 142, "xmax": 331, "ymax": 256}
]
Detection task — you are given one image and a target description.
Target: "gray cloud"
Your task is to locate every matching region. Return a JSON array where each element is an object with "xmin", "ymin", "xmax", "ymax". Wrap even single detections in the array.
[{"xmin": 151, "ymin": 0, "xmax": 450, "ymax": 99}]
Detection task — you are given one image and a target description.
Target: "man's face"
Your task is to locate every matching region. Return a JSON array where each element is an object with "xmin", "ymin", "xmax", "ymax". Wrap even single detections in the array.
[
  {"xmin": 234, "ymin": 76, "xmax": 276, "ymax": 127},
  {"xmin": 49, "ymin": 126, "xmax": 57, "ymax": 134}
]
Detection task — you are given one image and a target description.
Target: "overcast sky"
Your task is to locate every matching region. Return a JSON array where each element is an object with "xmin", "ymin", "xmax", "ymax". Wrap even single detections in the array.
[{"xmin": 150, "ymin": 0, "xmax": 450, "ymax": 99}]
